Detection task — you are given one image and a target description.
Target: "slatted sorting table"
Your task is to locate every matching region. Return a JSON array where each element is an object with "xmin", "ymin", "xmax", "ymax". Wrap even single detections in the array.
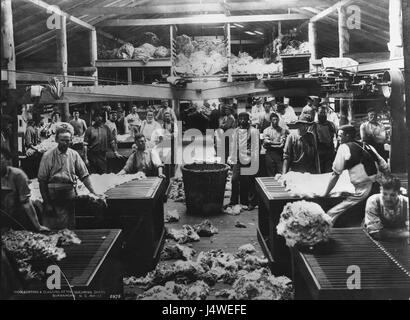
[
  {"xmin": 21, "ymin": 229, "xmax": 122, "ymax": 300},
  {"xmin": 291, "ymin": 228, "xmax": 410, "ymax": 300},
  {"xmin": 104, "ymin": 177, "xmax": 167, "ymax": 276},
  {"xmin": 255, "ymin": 177, "xmax": 345, "ymax": 276}
]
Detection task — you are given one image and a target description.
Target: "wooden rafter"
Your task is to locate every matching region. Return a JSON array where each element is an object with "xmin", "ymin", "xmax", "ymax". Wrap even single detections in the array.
[
  {"xmin": 98, "ymin": 13, "xmax": 310, "ymax": 27},
  {"xmin": 310, "ymin": 0, "xmax": 355, "ymax": 22},
  {"xmin": 21, "ymin": 0, "xmax": 95, "ymax": 30},
  {"xmin": 74, "ymin": 0, "xmax": 330, "ymax": 16}
]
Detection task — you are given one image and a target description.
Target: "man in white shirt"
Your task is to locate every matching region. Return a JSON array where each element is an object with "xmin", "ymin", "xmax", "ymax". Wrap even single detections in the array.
[
  {"xmin": 277, "ymin": 98, "xmax": 298, "ymax": 124},
  {"xmin": 251, "ymin": 97, "xmax": 265, "ymax": 128},
  {"xmin": 322, "ymin": 125, "xmax": 390, "ymax": 225},
  {"xmin": 360, "ymin": 108, "xmax": 387, "ymax": 160},
  {"xmin": 364, "ymin": 175, "xmax": 409, "ymax": 240}
]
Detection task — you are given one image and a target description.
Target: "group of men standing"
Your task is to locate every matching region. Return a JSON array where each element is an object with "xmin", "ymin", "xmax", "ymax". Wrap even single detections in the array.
[{"xmin": 225, "ymin": 95, "xmax": 398, "ymax": 229}]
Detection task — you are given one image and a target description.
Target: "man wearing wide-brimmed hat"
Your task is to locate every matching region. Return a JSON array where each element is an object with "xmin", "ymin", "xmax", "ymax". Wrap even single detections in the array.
[
  {"xmin": 282, "ymin": 113, "xmax": 320, "ymax": 174},
  {"xmin": 315, "ymin": 97, "xmax": 339, "ymax": 130}
]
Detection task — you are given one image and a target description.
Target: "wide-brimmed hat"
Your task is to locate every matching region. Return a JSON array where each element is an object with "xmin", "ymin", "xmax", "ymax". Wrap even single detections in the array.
[
  {"xmin": 295, "ymin": 113, "xmax": 314, "ymax": 125},
  {"xmin": 253, "ymin": 97, "xmax": 263, "ymax": 103}
]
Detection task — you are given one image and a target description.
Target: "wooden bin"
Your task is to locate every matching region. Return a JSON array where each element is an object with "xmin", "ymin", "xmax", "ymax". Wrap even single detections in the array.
[{"xmin": 104, "ymin": 177, "xmax": 167, "ymax": 276}]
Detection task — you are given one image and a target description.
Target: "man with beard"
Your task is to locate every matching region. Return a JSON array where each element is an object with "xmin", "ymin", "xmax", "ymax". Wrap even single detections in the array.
[
  {"xmin": 282, "ymin": 114, "xmax": 320, "ymax": 174},
  {"xmin": 38, "ymin": 128, "xmax": 98, "ymax": 229},
  {"xmin": 227, "ymin": 112, "xmax": 260, "ymax": 211},
  {"xmin": 364, "ymin": 175, "xmax": 409, "ymax": 240},
  {"xmin": 315, "ymin": 106, "xmax": 337, "ymax": 173},
  {"xmin": 1, "ymin": 147, "xmax": 47, "ymax": 232},
  {"xmin": 84, "ymin": 111, "xmax": 121, "ymax": 174}
]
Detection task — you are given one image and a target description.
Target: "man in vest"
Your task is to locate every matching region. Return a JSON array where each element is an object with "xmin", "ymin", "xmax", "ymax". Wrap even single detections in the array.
[
  {"xmin": 227, "ymin": 112, "xmax": 260, "ymax": 210},
  {"xmin": 322, "ymin": 125, "xmax": 390, "ymax": 225}
]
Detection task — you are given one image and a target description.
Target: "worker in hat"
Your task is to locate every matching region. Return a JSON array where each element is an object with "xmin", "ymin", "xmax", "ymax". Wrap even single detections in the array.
[
  {"xmin": 84, "ymin": 111, "xmax": 122, "ymax": 174},
  {"xmin": 360, "ymin": 108, "xmax": 387, "ymax": 160},
  {"xmin": 282, "ymin": 113, "xmax": 320, "ymax": 174},
  {"xmin": 315, "ymin": 98, "xmax": 340, "ymax": 130},
  {"xmin": 322, "ymin": 125, "xmax": 390, "ymax": 225},
  {"xmin": 155, "ymin": 100, "xmax": 177, "ymax": 124}
]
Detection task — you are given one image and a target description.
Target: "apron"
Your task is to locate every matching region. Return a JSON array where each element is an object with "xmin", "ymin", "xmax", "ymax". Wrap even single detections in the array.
[{"xmin": 44, "ymin": 173, "xmax": 77, "ymax": 230}]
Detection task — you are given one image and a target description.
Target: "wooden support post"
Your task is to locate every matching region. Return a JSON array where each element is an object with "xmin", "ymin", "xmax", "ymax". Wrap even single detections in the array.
[
  {"xmin": 402, "ymin": 0, "xmax": 410, "ymax": 202},
  {"xmin": 127, "ymin": 67, "xmax": 132, "ymax": 85},
  {"xmin": 389, "ymin": 0, "xmax": 404, "ymax": 59},
  {"xmin": 338, "ymin": 5, "xmax": 350, "ymax": 57},
  {"xmin": 56, "ymin": 15, "xmax": 70, "ymax": 121},
  {"xmin": 171, "ymin": 100, "xmax": 180, "ymax": 120},
  {"xmin": 170, "ymin": 25, "xmax": 176, "ymax": 77},
  {"xmin": 226, "ymin": 23, "xmax": 232, "ymax": 83},
  {"xmin": 89, "ymin": 29, "xmax": 98, "ymax": 86},
  {"xmin": 278, "ymin": 22, "xmax": 282, "ymax": 37},
  {"xmin": 308, "ymin": 21, "xmax": 317, "ymax": 71},
  {"xmin": 2, "ymin": 0, "xmax": 18, "ymax": 165}
]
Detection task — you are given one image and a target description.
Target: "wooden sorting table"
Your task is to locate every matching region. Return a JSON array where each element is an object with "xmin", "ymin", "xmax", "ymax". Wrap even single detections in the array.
[
  {"xmin": 255, "ymin": 177, "xmax": 345, "ymax": 276},
  {"xmin": 291, "ymin": 228, "xmax": 410, "ymax": 300},
  {"xmin": 18, "ymin": 229, "xmax": 123, "ymax": 300},
  {"xmin": 104, "ymin": 177, "xmax": 167, "ymax": 276}
]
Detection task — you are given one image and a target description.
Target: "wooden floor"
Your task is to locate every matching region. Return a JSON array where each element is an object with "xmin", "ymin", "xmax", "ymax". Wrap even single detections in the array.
[
  {"xmin": 124, "ymin": 198, "xmax": 265, "ymax": 299},
  {"xmin": 164, "ymin": 201, "xmax": 263, "ymax": 256}
]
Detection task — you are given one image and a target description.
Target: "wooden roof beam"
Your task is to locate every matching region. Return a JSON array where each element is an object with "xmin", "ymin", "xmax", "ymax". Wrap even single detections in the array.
[
  {"xmin": 310, "ymin": 0, "xmax": 356, "ymax": 22},
  {"xmin": 77, "ymin": 1, "xmax": 328, "ymax": 16},
  {"xmin": 99, "ymin": 13, "xmax": 309, "ymax": 27},
  {"xmin": 21, "ymin": 0, "xmax": 95, "ymax": 30}
]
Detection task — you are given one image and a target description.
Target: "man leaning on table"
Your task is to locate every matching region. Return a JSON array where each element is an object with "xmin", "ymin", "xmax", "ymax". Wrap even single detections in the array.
[
  {"xmin": 364, "ymin": 175, "xmax": 409, "ymax": 240},
  {"xmin": 119, "ymin": 133, "xmax": 165, "ymax": 178},
  {"xmin": 321, "ymin": 125, "xmax": 390, "ymax": 225}
]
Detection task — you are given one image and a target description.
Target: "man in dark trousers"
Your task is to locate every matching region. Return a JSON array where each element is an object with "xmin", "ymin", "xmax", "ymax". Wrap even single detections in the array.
[
  {"xmin": 227, "ymin": 112, "xmax": 260, "ymax": 210},
  {"xmin": 315, "ymin": 106, "xmax": 337, "ymax": 173},
  {"xmin": 263, "ymin": 113, "xmax": 288, "ymax": 177},
  {"xmin": 84, "ymin": 111, "xmax": 122, "ymax": 174}
]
